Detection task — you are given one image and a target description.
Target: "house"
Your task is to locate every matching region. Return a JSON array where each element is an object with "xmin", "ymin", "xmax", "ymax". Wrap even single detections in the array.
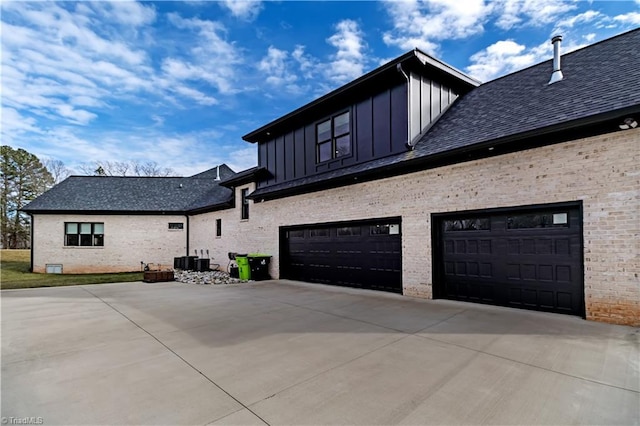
[
  {"xmin": 23, "ymin": 29, "xmax": 640, "ymax": 326},
  {"xmin": 22, "ymin": 165, "xmax": 235, "ymax": 273}
]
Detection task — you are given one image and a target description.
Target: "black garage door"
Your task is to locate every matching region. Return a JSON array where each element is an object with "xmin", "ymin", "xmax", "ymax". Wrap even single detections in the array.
[
  {"xmin": 433, "ymin": 203, "xmax": 584, "ymax": 316},
  {"xmin": 280, "ymin": 218, "xmax": 402, "ymax": 293}
]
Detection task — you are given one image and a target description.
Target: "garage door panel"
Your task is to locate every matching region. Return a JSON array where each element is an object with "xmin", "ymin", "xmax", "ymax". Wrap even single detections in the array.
[
  {"xmin": 282, "ymin": 219, "xmax": 402, "ymax": 293},
  {"xmin": 436, "ymin": 205, "xmax": 584, "ymax": 316}
]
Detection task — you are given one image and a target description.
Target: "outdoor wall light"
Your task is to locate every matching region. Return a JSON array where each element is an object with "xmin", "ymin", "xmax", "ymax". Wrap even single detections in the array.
[{"xmin": 618, "ymin": 117, "xmax": 638, "ymax": 130}]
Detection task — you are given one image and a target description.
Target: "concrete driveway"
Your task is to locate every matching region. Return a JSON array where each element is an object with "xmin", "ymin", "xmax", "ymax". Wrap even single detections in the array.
[{"xmin": 2, "ymin": 280, "xmax": 638, "ymax": 425}]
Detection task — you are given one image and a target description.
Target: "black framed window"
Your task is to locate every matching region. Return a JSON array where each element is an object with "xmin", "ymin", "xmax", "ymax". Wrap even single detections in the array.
[
  {"xmin": 65, "ymin": 222, "xmax": 104, "ymax": 247},
  {"xmin": 309, "ymin": 228, "xmax": 329, "ymax": 237},
  {"xmin": 444, "ymin": 218, "xmax": 490, "ymax": 232},
  {"xmin": 241, "ymin": 188, "xmax": 249, "ymax": 220},
  {"xmin": 507, "ymin": 212, "xmax": 568, "ymax": 229},
  {"xmin": 317, "ymin": 111, "xmax": 351, "ymax": 163},
  {"xmin": 168, "ymin": 222, "xmax": 184, "ymax": 230},
  {"xmin": 216, "ymin": 219, "xmax": 222, "ymax": 237},
  {"xmin": 337, "ymin": 226, "xmax": 361, "ymax": 236},
  {"xmin": 370, "ymin": 224, "xmax": 390, "ymax": 235}
]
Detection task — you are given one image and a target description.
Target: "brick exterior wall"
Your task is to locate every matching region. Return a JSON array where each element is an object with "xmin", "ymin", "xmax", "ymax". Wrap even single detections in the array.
[
  {"xmin": 191, "ymin": 129, "xmax": 639, "ymax": 326},
  {"xmin": 30, "ymin": 129, "xmax": 639, "ymax": 326},
  {"xmin": 31, "ymin": 214, "xmax": 188, "ymax": 273}
]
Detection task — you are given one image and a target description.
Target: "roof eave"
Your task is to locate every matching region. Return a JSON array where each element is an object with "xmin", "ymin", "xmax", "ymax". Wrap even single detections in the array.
[
  {"xmin": 248, "ymin": 107, "xmax": 639, "ymax": 201},
  {"xmin": 219, "ymin": 167, "xmax": 272, "ymax": 188},
  {"xmin": 20, "ymin": 209, "xmax": 189, "ymax": 215}
]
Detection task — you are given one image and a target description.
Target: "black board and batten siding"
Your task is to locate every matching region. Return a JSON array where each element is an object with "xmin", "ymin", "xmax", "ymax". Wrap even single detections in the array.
[{"xmin": 257, "ymin": 77, "xmax": 459, "ymax": 189}]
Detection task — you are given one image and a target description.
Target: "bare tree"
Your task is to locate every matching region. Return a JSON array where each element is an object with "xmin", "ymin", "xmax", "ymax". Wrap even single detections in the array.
[
  {"xmin": 132, "ymin": 161, "xmax": 173, "ymax": 177},
  {"xmin": 78, "ymin": 160, "xmax": 175, "ymax": 177},
  {"xmin": 43, "ymin": 158, "xmax": 72, "ymax": 184}
]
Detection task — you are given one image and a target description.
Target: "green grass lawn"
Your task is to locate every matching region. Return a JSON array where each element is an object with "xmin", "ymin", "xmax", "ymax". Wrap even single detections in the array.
[{"xmin": 1, "ymin": 250, "xmax": 143, "ymax": 289}]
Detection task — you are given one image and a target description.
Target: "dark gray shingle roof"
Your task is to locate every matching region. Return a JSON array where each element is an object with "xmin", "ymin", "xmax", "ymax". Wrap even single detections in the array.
[
  {"xmin": 190, "ymin": 164, "xmax": 235, "ymax": 180},
  {"xmin": 412, "ymin": 28, "xmax": 640, "ymax": 156},
  {"xmin": 24, "ymin": 171, "xmax": 234, "ymax": 214}
]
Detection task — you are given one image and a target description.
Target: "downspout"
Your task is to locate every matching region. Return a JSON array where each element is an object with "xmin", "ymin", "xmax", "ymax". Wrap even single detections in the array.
[
  {"xmin": 396, "ymin": 63, "xmax": 413, "ymax": 150},
  {"xmin": 29, "ymin": 214, "xmax": 34, "ymax": 272},
  {"xmin": 185, "ymin": 215, "xmax": 190, "ymax": 256}
]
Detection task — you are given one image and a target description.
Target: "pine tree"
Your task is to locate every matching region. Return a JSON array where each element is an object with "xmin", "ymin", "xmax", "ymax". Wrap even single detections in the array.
[{"xmin": 0, "ymin": 146, "xmax": 54, "ymax": 248}]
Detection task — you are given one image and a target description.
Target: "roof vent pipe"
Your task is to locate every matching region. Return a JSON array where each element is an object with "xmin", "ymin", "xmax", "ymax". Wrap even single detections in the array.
[
  {"xmin": 548, "ymin": 35, "xmax": 564, "ymax": 85},
  {"xmin": 214, "ymin": 165, "xmax": 221, "ymax": 181}
]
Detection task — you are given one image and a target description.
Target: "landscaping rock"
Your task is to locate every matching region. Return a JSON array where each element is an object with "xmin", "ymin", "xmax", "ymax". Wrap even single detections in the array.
[{"xmin": 174, "ymin": 269, "xmax": 244, "ymax": 285}]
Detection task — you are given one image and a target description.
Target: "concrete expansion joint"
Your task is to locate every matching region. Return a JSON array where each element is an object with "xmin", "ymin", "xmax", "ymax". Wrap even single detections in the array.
[
  {"xmin": 79, "ymin": 286, "xmax": 271, "ymax": 426},
  {"xmin": 415, "ymin": 332, "xmax": 640, "ymax": 395},
  {"xmin": 249, "ymin": 294, "xmax": 411, "ymax": 334}
]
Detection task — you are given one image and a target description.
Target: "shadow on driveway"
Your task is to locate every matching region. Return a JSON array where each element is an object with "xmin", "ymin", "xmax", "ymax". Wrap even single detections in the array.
[{"xmin": 2, "ymin": 280, "xmax": 638, "ymax": 425}]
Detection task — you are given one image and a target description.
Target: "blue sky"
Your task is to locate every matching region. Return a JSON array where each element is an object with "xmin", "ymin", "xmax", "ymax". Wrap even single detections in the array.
[{"xmin": 2, "ymin": 1, "xmax": 639, "ymax": 176}]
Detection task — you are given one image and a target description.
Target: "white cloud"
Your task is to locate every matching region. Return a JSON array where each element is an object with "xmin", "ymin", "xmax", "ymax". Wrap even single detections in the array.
[
  {"xmin": 225, "ymin": 147, "xmax": 258, "ymax": 173},
  {"xmin": 494, "ymin": 0, "xmax": 578, "ymax": 30},
  {"xmin": 326, "ymin": 20, "xmax": 368, "ymax": 84},
  {"xmin": 553, "ymin": 10, "xmax": 603, "ymax": 33},
  {"xmin": 0, "ymin": 2, "xmax": 159, "ymax": 128},
  {"xmin": 291, "ymin": 45, "xmax": 317, "ymax": 79},
  {"xmin": 172, "ymin": 86, "xmax": 218, "ymax": 106},
  {"xmin": 382, "ymin": 0, "xmax": 491, "ymax": 53},
  {"xmin": 165, "ymin": 13, "xmax": 240, "ymax": 95},
  {"xmin": 220, "ymin": 0, "xmax": 263, "ymax": 21},
  {"xmin": 465, "ymin": 34, "xmax": 592, "ymax": 82},
  {"xmin": 613, "ymin": 12, "xmax": 640, "ymax": 25},
  {"xmin": 465, "ymin": 39, "xmax": 540, "ymax": 82},
  {"xmin": 258, "ymin": 47, "xmax": 298, "ymax": 87},
  {"xmin": 88, "ymin": 1, "xmax": 157, "ymax": 26},
  {"xmin": 1, "ymin": 108, "xmax": 43, "ymax": 142}
]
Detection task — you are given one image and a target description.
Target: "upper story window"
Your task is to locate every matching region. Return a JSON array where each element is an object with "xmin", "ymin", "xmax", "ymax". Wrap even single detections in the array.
[
  {"xmin": 65, "ymin": 222, "xmax": 104, "ymax": 247},
  {"xmin": 241, "ymin": 188, "xmax": 249, "ymax": 220},
  {"xmin": 317, "ymin": 111, "xmax": 351, "ymax": 163},
  {"xmin": 216, "ymin": 219, "xmax": 222, "ymax": 237}
]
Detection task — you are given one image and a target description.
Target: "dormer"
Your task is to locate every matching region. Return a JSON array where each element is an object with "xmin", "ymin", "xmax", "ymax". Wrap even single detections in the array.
[{"xmin": 243, "ymin": 49, "xmax": 479, "ymax": 195}]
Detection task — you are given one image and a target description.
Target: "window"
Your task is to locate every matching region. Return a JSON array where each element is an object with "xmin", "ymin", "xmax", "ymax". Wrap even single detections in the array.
[
  {"xmin": 317, "ymin": 111, "xmax": 351, "ymax": 163},
  {"xmin": 507, "ymin": 213, "xmax": 568, "ymax": 229},
  {"xmin": 309, "ymin": 228, "xmax": 329, "ymax": 237},
  {"xmin": 65, "ymin": 222, "xmax": 104, "ymax": 247},
  {"xmin": 168, "ymin": 222, "xmax": 184, "ymax": 230},
  {"xmin": 241, "ymin": 188, "xmax": 249, "ymax": 220},
  {"xmin": 289, "ymin": 230, "xmax": 305, "ymax": 238},
  {"xmin": 444, "ymin": 218, "xmax": 490, "ymax": 232},
  {"xmin": 216, "ymin": 219, "xmax": 222, "ymax": 237},
  {"xmin": 370, "ymin": 224, "xmax": 390, "ymax": 235},
  {"xmin": 337, "ymin": 226, "xmax": 361, "ymax": 236}
]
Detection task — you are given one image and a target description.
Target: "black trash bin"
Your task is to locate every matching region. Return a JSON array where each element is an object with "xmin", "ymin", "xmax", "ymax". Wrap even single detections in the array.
[
  {"xmin": 247, "ymin": 254, "xmax": 272, "ymax": 281},
  {"xmin": 183, "ymin": 256, "xmax": 198, "ymax": 271},
  {"xmin": 195, "ymin": 258, "xmax": 210, "ymax": 272},
  {"xmin": 229, "ymin": 264, "xmax": 239, "ymax": 278},
  {"xmin": 174, "ymin": 257, "xmax": 184, "ymax": 269}
]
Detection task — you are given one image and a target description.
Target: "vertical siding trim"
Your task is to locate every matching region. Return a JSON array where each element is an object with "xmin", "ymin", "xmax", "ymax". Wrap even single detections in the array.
[{"xmin": 389, "ymin": 88, "xmax": 393, "ymax": 152}]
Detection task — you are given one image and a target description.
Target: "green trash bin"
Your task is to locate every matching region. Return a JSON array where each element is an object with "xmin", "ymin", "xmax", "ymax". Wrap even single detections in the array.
[{"xmin": 236, "ymin": 254, "xmax": 250, "ymax": 280}]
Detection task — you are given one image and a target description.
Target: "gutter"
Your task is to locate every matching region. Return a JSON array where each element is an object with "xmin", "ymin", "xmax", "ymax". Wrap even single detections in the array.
[
  {"xmin": 29, "ymin": 214, "xmax": 34, "ymax": 272},
  {"xmin": 185, "ymin": 215, "xmax": 190, "ymax": 256},
  {"xmin": 247, "ymin": 107, "xmax": 639, "ymax": 201}
]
